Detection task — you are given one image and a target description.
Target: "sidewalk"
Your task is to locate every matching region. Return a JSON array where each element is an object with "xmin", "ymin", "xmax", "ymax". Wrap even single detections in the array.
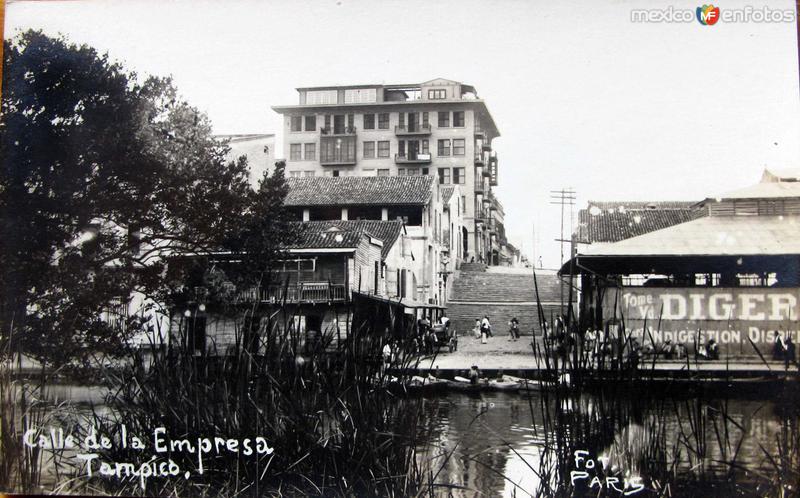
[{"xmin": 417, "ymin": 334, "xmax": 799, "ymax": 375}]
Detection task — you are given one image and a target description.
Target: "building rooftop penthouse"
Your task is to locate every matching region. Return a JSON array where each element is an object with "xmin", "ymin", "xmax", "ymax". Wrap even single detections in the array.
[{"xmin": 272, "ymin": 78, "xmax": 499, "ymax": 139}]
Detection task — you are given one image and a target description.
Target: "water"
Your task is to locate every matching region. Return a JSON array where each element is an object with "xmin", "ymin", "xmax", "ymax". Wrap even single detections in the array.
[
  {"xmin": 12, "ymin": 381, "xmax": 798, "ymax": 497},
  {"xmin": 412, "ymin": 389, "xmax": 799, "ymax": 497}
]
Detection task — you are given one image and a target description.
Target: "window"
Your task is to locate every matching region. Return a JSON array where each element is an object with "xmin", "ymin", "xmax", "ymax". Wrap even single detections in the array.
[
  {"xmin": 363, "ymin": 141, "xmax": 375, "ymax": 158},
  {"xmin": 290, "ymin": 143, "xmax": 302, "ymax": 160},
  {"xmin": 398, "ymin": 140, "xmax": 406, "ymax": 157},
  {"xmin": 453, "ymin": 167, "xmax": 465, "ymax": 184},
  {"xmin": 306, "ymin": 90, "xmax": 338, "ymax": 105},
  {"xmin": 406, "ymin": 168, "xmax": 420, "ymax": 176},
  {"xmin": 344, "ymin": 88, "xmax": 377, "ymax": 103},
  {"xmin": 422, "ymin": 167, "xmax": 429, "ymax": 175},
  {"xmin": 320, "ymin": 136, "xmax": 356, "ymax": 163},
  {"xmin": 290, "ymin": 116, "xmax": 302, "ymax": 132},
  {"xmin": 333, "ymin": 115, "xmax": 346, "ymax": 134},
  {"xmin": 277, "ymin": 258, "xmax": 316, "ymax": 274},
  {"xmin": 453, "ymin": 111, "xmax": 465, "ymax": 127},
  {"xmin": 377, "ymin": 169, "xmax": 390, "ymax": 177},
  {"xmin": 421, "ymin": 139, "xmax": 429, "ymax": 154},
  {"xmin": 363, "ymin": 114, "xmax": 375, "ymax": 129},
  {"xmin": 438, "ymin": 111, "xmax": 450, "ymax": 127},
  {"xmin": 304, "ymin": 170, "xmax": 315, "ymax": 177},
  {"xmin": 347, "ymin": 114, "xmax": 354, "ymax": 128},
  {"xmin": 422, "ymin": 112, "xmax": 429, "ymax": 127},
  {"xmin": 438, "ymin": 168, "xmax": 451, "ymax": 184},
  {"xmin": 378, "ymin": 113, "xmax": 390, "ymax": 129},
  {"xmin": 304, "ymin": 143, "xmax": 316, "ymax": 160},
  {"xmin": 437, "ymin": 139, "xmax": 451, "ymax": 156},
  {"xmin": 428, "ymin": 89, "xmax": 446, "ymax": 99},
  {"xmin": 289, "ymin": 171, "xmax": 302, "ymax": 178},
  {"xmin": 332, "ymin": 170, "xmax": 340, "ymax": 177},
  {"xmin": 305, "ymin": 115, "xmax": 316, "ymax": 131},
  {"xmin": 397, "ymin": 168, "xmax": 406, "ymax": 176},
  {"xmin": 453, "ymin": 138, "xmax": 465, "ymax": 156},
  {"xmin": 377, "ymin": 141, "xmax": 390, "ymax": 158}
]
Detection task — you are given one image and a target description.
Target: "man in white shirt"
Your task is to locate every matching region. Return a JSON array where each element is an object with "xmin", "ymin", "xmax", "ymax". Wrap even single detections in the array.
[{"xmin": 481, "ymin": 315, "xmax": 493, "ymax": 338}]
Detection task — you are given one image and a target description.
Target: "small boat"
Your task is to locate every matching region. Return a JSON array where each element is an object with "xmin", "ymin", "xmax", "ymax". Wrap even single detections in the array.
[
  {"xmin": 502, "ymin": 375, "xmax": 555, "ymax": 391},
  {"xmin": 406, "ymin": 375, "xmax": 449, "ymax": 393},
  {"xmin": 487, "ymin": 379, "xmax": 521, "ymax": 391},
  {"xmin": 447, "ymin": 376, "xmax": 484, "ymax": 392}
]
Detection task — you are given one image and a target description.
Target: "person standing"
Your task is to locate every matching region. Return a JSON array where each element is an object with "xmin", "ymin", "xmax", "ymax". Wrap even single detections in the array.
[
  {"xmin": 481, "ymin": 315, "xmax": 493, "ymax": 338},
  {"xmin": 785, "ymin": 336, "xmax": 796, "ymax": 370},
  {"xmin": 469, "ymin": 365, "xmax": 481, "ymax": 385},
  {"xmin": 773, "ymin": 333, "xmax": 785, "ymax": 361},
  {"xmin": 509, "ymin": 317, "xmax": 520, "ymax": 341}
]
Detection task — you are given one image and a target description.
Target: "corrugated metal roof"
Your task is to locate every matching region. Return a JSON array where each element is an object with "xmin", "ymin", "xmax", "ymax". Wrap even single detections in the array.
[
  {"xmin": 762, "ymin": 168, "xmax": 800, "ymax": 182},
  {"xmin": 716, "ymin": 181, "xmax": 800, "ymax": 200},
  {"xmin": 584, "ymin": 215, "xmax": 800, "ymax": 256},
  {"xmin": 285, "ymin": 176, "xmax": 434, "ymax": 206}
]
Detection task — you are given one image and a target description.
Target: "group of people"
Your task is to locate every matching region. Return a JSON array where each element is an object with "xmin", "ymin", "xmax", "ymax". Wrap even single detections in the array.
[
  {"xmin": 772, "ymin": 333, "xmax": 797, "ymax": 369},
  {"xmin": 471, "ymin": 316, "xmax": 521, "ymax": 344},
  {"xmin": 414, "ymin": 315, "xmax": 454, "ymax": 354}
]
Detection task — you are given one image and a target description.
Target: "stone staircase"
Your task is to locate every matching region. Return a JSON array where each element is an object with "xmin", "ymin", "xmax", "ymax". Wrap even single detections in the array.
[{"xmin": 446, "ymin": 267, "xmax": 563, "ymax": 338}]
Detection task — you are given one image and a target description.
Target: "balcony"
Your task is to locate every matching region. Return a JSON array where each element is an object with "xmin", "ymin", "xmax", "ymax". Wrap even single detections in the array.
[
  {"xmin": 474, "ymin": 178, "xmax": 484, "ymax": 192},
  {"xmin": 395, "ymin": 124, "xmax": 431, "ymax": 136},
  {"xmin": 482, "ymin": 143, "xmax": 492, "ymax": 152},
  {"xmin": 320, "ymin": 136, "xmax": 357, "ymax": 166},
  {"xmin": 474, "ymin": 127, "xmax": 486, "ymax": 138},
  {"xmin": 238, "ymin": 283, "xmax": 348, "ymax": 304},
  {"xmin": 474, "ymin": 153, "xmax": 485, "ymax": 165},
  {"xmin": 395, "ymin": 152, "xmax": 432, "ymax": 164},
  {"xmin": 321, "ymin": 126, "xmax": 357, "ymax": 136}
]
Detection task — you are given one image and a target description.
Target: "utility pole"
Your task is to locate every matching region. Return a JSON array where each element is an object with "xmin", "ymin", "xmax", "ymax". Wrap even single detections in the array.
[{"xmin": 550, "ymin": 188, "xmax": 576, "ymax": 313}]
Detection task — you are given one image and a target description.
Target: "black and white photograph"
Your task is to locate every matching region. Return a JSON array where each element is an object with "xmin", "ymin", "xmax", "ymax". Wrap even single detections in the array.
[{"xmin": 1, "ymin": 0, "xmax": 799, "ymax": 496}]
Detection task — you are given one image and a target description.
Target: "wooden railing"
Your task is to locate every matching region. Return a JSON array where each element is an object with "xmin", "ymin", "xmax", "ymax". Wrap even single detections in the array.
[{"xmin": 238, "ymin": 283, "xmax": 348, "ymax": 303}]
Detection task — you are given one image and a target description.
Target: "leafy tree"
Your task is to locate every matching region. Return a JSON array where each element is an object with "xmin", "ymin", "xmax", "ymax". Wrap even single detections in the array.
[{"xmin": 0, "ymin": 30, "xmax": 293, "ymax": 367}]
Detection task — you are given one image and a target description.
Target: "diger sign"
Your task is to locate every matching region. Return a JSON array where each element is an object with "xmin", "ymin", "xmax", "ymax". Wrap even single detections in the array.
[{"xmin": 616, "ymin": 289, "xmax": 800, "ymax": 322}]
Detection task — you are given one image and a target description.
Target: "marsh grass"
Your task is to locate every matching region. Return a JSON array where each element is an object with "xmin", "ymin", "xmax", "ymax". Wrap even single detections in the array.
[
  {"xmin": 523, "ymin": 270, "xmax": 800, "ymax": 497},
  {"xmin": 74, "ymin": 296, "xmax": 444, "ymax": 497}
]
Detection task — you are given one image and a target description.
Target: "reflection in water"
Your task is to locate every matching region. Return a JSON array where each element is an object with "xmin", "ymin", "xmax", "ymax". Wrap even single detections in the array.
[{"xmin": 413, "ymin": 389, "xmax": 799, "ymax": 497}]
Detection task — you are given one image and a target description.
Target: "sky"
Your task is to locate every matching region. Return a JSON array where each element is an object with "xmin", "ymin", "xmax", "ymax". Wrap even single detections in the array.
[{"xmin": 5, "ymin": 0, "xmax": 800, "ymax": 268}]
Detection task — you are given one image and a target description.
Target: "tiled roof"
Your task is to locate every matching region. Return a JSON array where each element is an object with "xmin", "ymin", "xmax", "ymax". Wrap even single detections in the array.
[
  {"xmin": 285, "ymin": 176, "xmax": 434, "ymax": 206},
  {"xmin": 287, "ymin": 220, "xmax": 404, "ymax": 259},
  {"xmin": 440, "ymin": 186, "xmax": 455, "ymax": 204},
  {"xmin": 578, "ymin": 201, "xmax": 704, "ymax": 244}
]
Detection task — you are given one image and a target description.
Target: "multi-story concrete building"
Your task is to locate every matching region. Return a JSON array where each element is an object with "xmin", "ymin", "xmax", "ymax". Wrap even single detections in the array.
[
  {"xmin": 272, "ymin": 78, "xmax": 501, "ymax": 264},
  {"xmin": 216, "ymin": 133, "xmax": 276, "ymax": 186}
]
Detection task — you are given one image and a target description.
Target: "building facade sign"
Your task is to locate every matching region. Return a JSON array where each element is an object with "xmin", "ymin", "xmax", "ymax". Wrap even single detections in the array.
[{"xmin": 601, "ymin": 287, "xmax": 800, "ymax": 354}]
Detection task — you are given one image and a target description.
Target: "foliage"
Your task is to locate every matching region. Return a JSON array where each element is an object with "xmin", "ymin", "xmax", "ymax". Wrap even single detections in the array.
[{"xmin": 0, "ymin": 30, "xmax": 292, "ymax": 368}]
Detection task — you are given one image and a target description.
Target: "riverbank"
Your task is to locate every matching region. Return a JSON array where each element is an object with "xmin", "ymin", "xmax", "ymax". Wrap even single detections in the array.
[{"xmin": 417, "ymin": 334, "xmax": 800, "ymax": 379}]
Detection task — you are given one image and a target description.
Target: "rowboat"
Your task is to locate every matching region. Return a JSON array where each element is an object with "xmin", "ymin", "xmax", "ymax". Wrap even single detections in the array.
[
  {"xmin": 447, "ymin": 376, "xmax": 484, "ymax": 392},
  {"xmin": 487, "ymin": 379, "xmax": 521, "ymax": 391},
  {"xmin": 407, "ymin": 375, "xmax": 449, "ymax": 392},
  {"xmin": 502, "ymin": 374, "xmax": 555, "ymax": 391}
]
